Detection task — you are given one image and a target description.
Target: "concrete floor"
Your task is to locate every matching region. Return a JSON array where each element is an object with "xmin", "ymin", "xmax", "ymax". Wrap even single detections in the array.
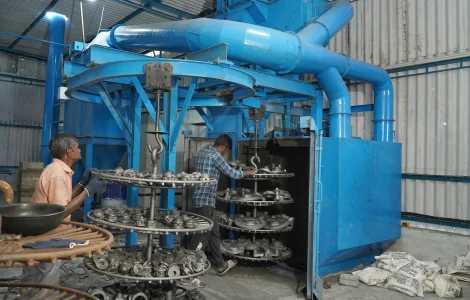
[{"xmin": 1, "ymin": 226, "xmax": 469, "ymax": 299}]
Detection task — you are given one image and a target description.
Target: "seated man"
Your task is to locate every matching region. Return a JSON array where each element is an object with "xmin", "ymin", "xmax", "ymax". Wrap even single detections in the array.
[
  {"xmin": 21, "ymin": 133, "xmax": 107, "ymax": 286},
  {"xmin": 188, "ymin": 134, "xmax": 257, "ymax": 275}
]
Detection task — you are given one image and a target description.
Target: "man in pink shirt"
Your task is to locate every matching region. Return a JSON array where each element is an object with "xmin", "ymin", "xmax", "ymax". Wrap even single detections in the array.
[{"xmin": 21, "ymin": 133, "xmax": 107, "ymax": 286}]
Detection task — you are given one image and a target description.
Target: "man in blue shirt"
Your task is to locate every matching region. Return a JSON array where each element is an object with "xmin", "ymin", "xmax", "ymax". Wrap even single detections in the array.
[{"xmin": 188, "ymin": 134, "xmax": 256, "ymax": 275}]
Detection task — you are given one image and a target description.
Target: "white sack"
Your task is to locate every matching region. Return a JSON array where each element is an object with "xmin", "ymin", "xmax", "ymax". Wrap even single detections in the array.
[{"xmin": 352, "ymin": 267, "xmax": 392, "ymax": 287}]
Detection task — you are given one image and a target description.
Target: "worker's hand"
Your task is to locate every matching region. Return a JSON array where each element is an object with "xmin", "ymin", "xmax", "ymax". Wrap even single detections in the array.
[
  {"xmin": 79, "ymin": 168, "xmax": 97, "ymax": 186},
  {"xmin": 84, "ymin": 179, "xmax": 107, "ymax": 196},
  {"xmin": 243, "ymin": 170, "xmax": 257, "ymax": 177}
]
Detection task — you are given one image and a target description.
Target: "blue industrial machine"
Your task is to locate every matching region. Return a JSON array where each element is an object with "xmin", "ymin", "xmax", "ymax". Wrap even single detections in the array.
[{"xmin": 48, "ymin": 0, "xmax": 402, "ymax": 298}]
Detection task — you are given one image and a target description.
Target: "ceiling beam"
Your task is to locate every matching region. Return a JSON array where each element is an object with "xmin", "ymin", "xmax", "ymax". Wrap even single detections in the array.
[
  {"xmin": 145, "ymin": 0, "xmax": 197, "ymax": 19},
  {"xmin": 112, "ymin": 0, "xmax": 197, "ymax": 20},
  {"xmin": 8, "ymin": 0, "xmax": 60, "ymax": 49},
  {"xmin": 112, "ymin": 6, "xmax": 149, "ymax": 27}
]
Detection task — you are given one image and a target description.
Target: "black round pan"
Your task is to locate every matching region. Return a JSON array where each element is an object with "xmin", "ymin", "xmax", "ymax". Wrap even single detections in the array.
[{"xmin": 0, "ymin": 203, "xmax": 65, "ymax": 236}]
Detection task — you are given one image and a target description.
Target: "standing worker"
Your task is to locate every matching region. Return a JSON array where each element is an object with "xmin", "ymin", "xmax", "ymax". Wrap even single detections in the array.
[
  {"xmin": 21, "ymin": 133, "xmax": 107, "ymax": 286},
  {"xmin": 188, "ymin": 134, "xmax": 257, "ymax": 275}
]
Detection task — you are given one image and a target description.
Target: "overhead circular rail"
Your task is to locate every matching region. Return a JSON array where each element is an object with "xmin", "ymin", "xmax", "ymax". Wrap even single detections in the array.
[{"xmin": 65, "ymin": 59, "xmax": 257, "ymax": 106}]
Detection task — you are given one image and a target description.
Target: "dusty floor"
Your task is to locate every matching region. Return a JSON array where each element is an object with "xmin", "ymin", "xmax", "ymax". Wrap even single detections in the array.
[{"xmin": 0, "ymin": 226, "xmax": 469, "ymax": 299}]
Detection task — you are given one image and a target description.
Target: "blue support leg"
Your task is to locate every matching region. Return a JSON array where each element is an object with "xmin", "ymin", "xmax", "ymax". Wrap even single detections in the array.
[
  {"xmin": 40, "ymin": 14, "xmax": 65, "ymax": 165},
  {"xmin": 160, "ymin": 78, "xmax": 179, "ymax": 249},
  {"xmin": 83, "ymin": 144, "xmax": 93, "ymax": 223}
]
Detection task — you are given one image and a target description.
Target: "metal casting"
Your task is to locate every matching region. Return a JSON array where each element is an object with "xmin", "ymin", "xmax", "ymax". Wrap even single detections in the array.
[
  {"xmin": 220, "ymin": 238, "xmax": 291, "ymax": 261},
  {"xmin": 85, "ymin": 246, "xmax": 211, "ymax": 282},
  {"xmin": 88, "ymin": 207, "xmax": 213, "ymax": 235},
  {"xmin": 92, "ymin": 170, "xmax": 217, "ymax": 188}
]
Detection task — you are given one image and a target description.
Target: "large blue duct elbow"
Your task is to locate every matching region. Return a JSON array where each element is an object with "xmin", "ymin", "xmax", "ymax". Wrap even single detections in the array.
[
  {"xmin": 316, "ymin": 68, "xmax": 351, "ymax": 138},
  {"xmin": 298, "ymin": 0, "xmax": 354, "ymax": 46},
  {"xmin": 106, "ymin": 9, "xmax": 393, "ymax": 142},
  {"xmin": 107, "ymin": 19, "xmax": 300, "ymax": 74}
]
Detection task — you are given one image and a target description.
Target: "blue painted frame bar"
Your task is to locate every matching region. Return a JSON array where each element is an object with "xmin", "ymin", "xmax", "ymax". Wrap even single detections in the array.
[
  {"xmin": 402, "ymin": 173, "xmax": 470, "ymax": 183},
  {"xmin": 194, "ymin": 107, "xmax": 215, "ymax": 131},
  {"xmin": 170, "ymin": 78, "xmax": 197, "ymax": 150},
  {"xmin": 97, "ymin": 83, "xmax": 133, "ymax": 145}
]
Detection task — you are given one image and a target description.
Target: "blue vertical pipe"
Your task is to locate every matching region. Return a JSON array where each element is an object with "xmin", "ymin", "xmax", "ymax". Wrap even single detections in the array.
[
  {"xmin": 41, "ymin": 14, "xmax": 65, "ymax": 165},
  {"xmin": 316, "ymin": 68, "xmax": 351, "ymax": 138}
]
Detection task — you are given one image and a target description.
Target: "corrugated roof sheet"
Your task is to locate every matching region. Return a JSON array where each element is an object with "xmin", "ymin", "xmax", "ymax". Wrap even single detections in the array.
[{"xmin": 0, "ymin": 0, "xmax": 213, "ymax": 58}]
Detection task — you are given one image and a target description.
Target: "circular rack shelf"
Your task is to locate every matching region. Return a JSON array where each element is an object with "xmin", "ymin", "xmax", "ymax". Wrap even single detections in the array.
[
  {"xmin": 0, "ymin": 221, "xmax": 114, "ymax": 268},
  {"xmin": 221, "ymin": 248, "xmax": 292, "ymax": 262},
  {"xmin": 216, "ymin": 196, "xmax": 294, "ymax": 206},
  {"xmin": 242, "ymin": 173, "xmax": 295, "ymax": 180},
  {"xmin": 219, "ymin": 222, "xmax": 293, "ymax": 233},
  {"xmin": 84, "ymin": 258, "xmax": 211, "ymax": 283},
  {"xmin": 0, "ymin": 283, "xmax": 96, "ymax": 299},
  {"xmin": 87, "ymin": 210, "xmax": 213, "ymax": 235},
  {"xmin": 92, "ymin": 171, "xmax": 217, "ymax": 189}
]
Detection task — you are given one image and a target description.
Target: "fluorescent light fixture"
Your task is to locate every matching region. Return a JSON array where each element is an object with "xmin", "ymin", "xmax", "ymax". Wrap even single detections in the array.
[{"xmin": 45, "ymin": 12, "xmax": 68, "ymax": 21}]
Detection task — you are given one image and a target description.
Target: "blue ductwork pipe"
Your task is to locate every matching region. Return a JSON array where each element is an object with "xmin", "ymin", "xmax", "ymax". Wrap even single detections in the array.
[
  {"xmin": 316, "ymin": 68, "xmax": 351, "ymax": 138},
  {"xmin": 105, "ymin": 1, "xmax": 393, "ymax": 142},
  {"xmin": 298, "ymin": 0, "xmax": 354, "ymax": 46},
  {"xmin": 41, "ymin": 14, "xmax": 65, "ymax": 164}
]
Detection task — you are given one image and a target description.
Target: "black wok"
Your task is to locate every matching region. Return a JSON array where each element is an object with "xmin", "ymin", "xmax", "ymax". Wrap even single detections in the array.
[{"xmin": 0, "ymin": 203, "xmax": 65, "ymax": 236}]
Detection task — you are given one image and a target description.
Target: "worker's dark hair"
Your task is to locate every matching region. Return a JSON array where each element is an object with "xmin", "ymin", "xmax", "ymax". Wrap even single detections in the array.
[
  {"xmin": 49, "ymin": 133, "xmax": 79, "ymax": 159},
  {"xmin": 214, "ymin": 134, "xmax": 232, "ymax": 150}
]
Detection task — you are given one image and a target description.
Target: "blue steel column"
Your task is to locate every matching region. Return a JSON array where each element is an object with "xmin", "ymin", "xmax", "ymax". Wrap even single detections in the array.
[
  {"xmin": 83, "ymin": 144, "xmax": 93, "ymax": 223},
  {"xmin": 160, "ymin": 78, "xmax": 178, "ymax": 249},
  {"xmin": 126, "ymin": 90, "xmax": 141, "ymax": 246},
  {"xmin": 41, "ymin": 14, "xmax": 65, "ymax": 165}
]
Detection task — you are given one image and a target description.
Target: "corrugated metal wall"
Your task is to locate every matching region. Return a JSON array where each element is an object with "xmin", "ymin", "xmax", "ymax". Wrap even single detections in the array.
[
  {"xmin": 0, "ymin": 53, "xmax": 46, "ymax": 202},
  {"xmin": 325, "ymin": 0, "xmax": 470, "ymax": 220}
]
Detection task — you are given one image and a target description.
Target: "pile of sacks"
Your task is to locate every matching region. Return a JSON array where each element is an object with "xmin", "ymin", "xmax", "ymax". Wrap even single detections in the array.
[{"xmin": 353, "ymin": 251, "xmax": 462, "ymax": 298}]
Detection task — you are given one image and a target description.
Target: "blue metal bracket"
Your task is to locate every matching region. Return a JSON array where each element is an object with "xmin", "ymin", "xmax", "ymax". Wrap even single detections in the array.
[
  {"xmin": 170, "ymin": 78, "xmax": 197, "ymax": 150},
  {"xmin": 184, "ymin": 43, "xmax": 230, "ymax": 64},
  {"xmin": 195, "ymin": 107, "xmax": 215, "ymax": 131},
  {"xmin": 97, "ymin": 83, "xmax": 133, "ymax": 145}
]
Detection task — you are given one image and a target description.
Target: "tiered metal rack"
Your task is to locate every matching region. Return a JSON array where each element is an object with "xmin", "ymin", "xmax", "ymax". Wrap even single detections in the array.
[
  {"xmin": 217, "ymin": 109, "xmax": 295, "ymax": 262},
  {"xmin": 84, "ymin": 94, "xmax": 216, "ymax": 298}
]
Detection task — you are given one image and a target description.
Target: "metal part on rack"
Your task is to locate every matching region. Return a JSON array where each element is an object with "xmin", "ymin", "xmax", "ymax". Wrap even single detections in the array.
[
  {"xmin": 88, "ymin": 286, "xmax": 110, "ymax": 300},
  {"xmin": 218, "ymin": 222, "xmax": 293, "ymax": 233},
  {"xmin": 219, "ymin": 212, "xmax": 294, "ymax": 232},
  {"xmin": 92, "ymin": 170, "xmax": 217, "ymax": 188},
  {"xmin": 84, "ymin": 246, "xmax": 211, "ymax": 282},
  {"xmin": 88, "ymin": 208, "xmax": 213, "ymax": 235},
  {"xmin": 220, "ymin": 238, "xmax": 292, "ymax": 261},
  {"xmin": 217, "ymin": 188, "xmax": 294, "ymax": 206}
]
